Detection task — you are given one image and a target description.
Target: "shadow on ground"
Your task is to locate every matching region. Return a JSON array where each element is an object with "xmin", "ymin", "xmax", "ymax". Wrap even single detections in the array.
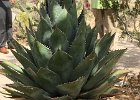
[{"xmin": 115, "ymin": 40, "xmax": 140, "ymax": 74}]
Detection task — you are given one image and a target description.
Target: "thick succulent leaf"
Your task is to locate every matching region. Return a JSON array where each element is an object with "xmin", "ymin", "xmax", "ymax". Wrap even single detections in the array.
[
  {"xmin": 76, "ymin": 18, "xmax": 86, "ymax": 37},
  {"xmin": 69, "ymin": 19, "xmax": 86, "ymax": 68},
  {"xmin": 69, "ymin": 2, "xmax": 78, "ymax": 32},
  {"xmin": 11, "ymin": 50, "xmax": 38, "ymax": 72},
  {"xmin": 47, "ymin": 0, "xmax": 61, "ymax": 7},
  {"xmin": 85, "ymin": 25, "xmax": 92, "ymax": 37},
  {"xmin": 35, "ymin": 2, "xmax": 52, "ymax": 24},
  {"xmin": 0, "ymin": 69, "xmax": 10, "ymax": 75},
  {"xmin": 49, "ymin": 0, "xmax": 73, "ymax": 43},
  {"xmin": 23, "ymin": 67, "xmax": 62, "ymax": 93},
  {"xmin": 49, "ymin": 0, "xmax": 67, "ymax": 25},
  {"xmin": 79, "ymin": 87, "xmax": 110, "ymax": 99},
  {"xmin": 95, "ymin": 33, "xmax": 115, "ymax": 59},
  {"xmin": 7, "ymin": 75, "xmax": 21, "ymax": 83},
  {"xmin": 71, "ymin": 51, "xmax": 96, "ymax": 81},
  {"xmin": 103, "ymin": 87, "xmax": 119, "ymax": 96},
  {"xmin": 79, "ymin": 93, "xmax": 99, "ymax": 100},
  {"xmin": 63, "ymin": 0, "xmax": 73, "ymax": 10},
  {"xmin": 10, "ymin": 39, "xmax": 30, "ymax": 60},
  {"xmin": 36, "ymin": 17, "xmax": 53, "ymax": 45},
  {"xmin": 2, "ymin": 87, "xmax": 28, "ymax": 98},
  {"xmin": 49, "ymin": 28, "xmax": 68, "ymax": 52},
  {"xmin": 23, "ymin": 67, "xmax": 40, "ymax": 86},
  {"xmin": 108, "ymin": 70, "xmax": 129, "ymax": 84},
  {"xmin": 63, "ymin": 2, "xmax": 78, "ymax": 45},
  {"xmin": 0, "ymin": 61, "xmax": 35, "ymax": 86},
  {"xmin": 37, "ymin": 67, "xmax": 61, "ymax": 94},
  {"xmin": 25, "ymin": 19, "xmax": 33, "ymax": 35},
  {"xmin": 48, "ymin": 50, "xmax": 72, "ymax": 82},
  {"xmin": 64, "ymin": 13, "xmax": 75, "ymax": 45},
  {"xmin": 32, "ymin": 41, "xmax": 53, "ymax": 68},
  {"xmin": 78, "ymin": 9, "xmax": 84, "ymax": 24},
  {"xmin": 69, "ymin": 36, "xmax": 86, "ymax": 68},
  {"xmin": 7, "ymin": 82, "xmax": 50, "ymax": 100},
  {"xmin": 39, "ymin": 2, "xmax": 48, "ymax": 18},
  {"xmin": 0, "ymin": 69, "xmax": 22, "ymax": 83},
  {"xmin": 28, "ymin": 18, "xmax": 34, "ymax": 33},
  {"xmin": 80, "ymin": 70, "xmax": 129, "ymax": 99},
  {"xmin": 23, "ymin": 47, "xmax": 37, "ymax": 65},
  {"xmin": 43, "ymin": 14, "xmax": 53, "ymax": 29},
  {"xmin": 49, "ymin": 96, "xmax": 72, "ymax": 100},
  {"xmin": 98, "ymin": 71, "xmax": 126, "ymax": 92},
  {"xmin": 26, "ymin": 31, "xmax": 35, "ymax": 48},
  {"xmin": 83, "ymin": 49, "xmax": 126, "ymax": 91},
  {"xmin": 86, "ymin": 27, "xmax": 98, "ymax": 56},
  {"xmin": 79, "ymin": 88, "xmax": 100, "ymax": 99},
  {"xmin": 0, "ymin": 61, "xmax": 23, "ymax": 73},
  {"xmin": 57, "ymin": 77, "xmax": 86, "ymax": 98},
  {"xmin": 92, "ymin": 49, "xmax": 127, "ymax": 75}
]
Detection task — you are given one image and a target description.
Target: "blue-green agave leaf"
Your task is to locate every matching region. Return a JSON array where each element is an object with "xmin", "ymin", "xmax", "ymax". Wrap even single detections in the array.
[
  {"xmin": 26, "ymin": 32, "xmax": 35, "ymax": 48},
  {"xmin": 36, "ymin": 17, "xmax": 53, "ymax": 46},
  {"xmin": 0, "ymin": 69, "xmax": 22, "ymax": 84},
  {"xmin": 85, "ymin": 25, "xmax": 92, "ymax": 37},
  {"xmin": 11, "ymin": 50, "xmax": 38, "ymax": 72},
  {"xmin": 69, "ymin": 26, "xmax": 86, "ymax": 68},
  {"xmin": 64, "ymin": 13, "xmax": 75, "ymax": 45},
  {"xmin": 0, "ymin": 61, "xmax": 35, "ymax": 86},
  {"xmin": 23, "ymin": 67, "xmax": 40, "ymax": 86},
  {"xmin": 49, "ymin": 28, "xmax": 68, "ymax": 52},
  {"xmin": 95, "ymin": 33, "xmax": 115, "ymax": 59},
  {"xmin": 98, "ymin": 70, "xmax": 129, "ymax": 92},
  {"xmin": 76, "ymin": 18, "xmax": 86, "ymax": 37},
  {"xmin": 86, "ymin": 27, "xmax": 98, "ymax": 56},
  {"xmin": 48, "ymin": 50, "xmax": 72, "ymax": 83},
  {"xmin": 0, "ymin": 61, "xmax": 23, "ymax": 73},
  {"xmin": 23, "ymin": 47, "xmax": 37, "ymax": 65},
  {"xmin": 49, "ymin": 0, "xmax": 68, "ymax": 25},
  {"xmin": 43, "ymin": 14, "xmax": 53, "ymax": 29},
  {"xmin": 107, "ymin": 70, "xmax": 129, "ymax": 85},
  {"xmin": 57, "ymin": 77, "xmax": 86, "ymax": 98},
  {"xmin": 7, "ymin": 82, "xmax": 50, "ymax": 100},
  {"xmin": 69, "ymin": 2, "xmax": 78, "ymax": 31},
  {"xmin": 37, "ymin": 67, "xmax": 61, "ymax": 94},
  {"xmin": 0, "ymin": 69, "xmax": 10, "ymax": 75},
  {"xmin": 49, "ymin": 96, "xmax": 72, "ymax": 100},
  {"xmin": 83, "ymin": 49, "xmax": 126, "ymax": 91},
  {"xmin": 25, "ymin": 18, "xmax": 34, "ymax": 34},
  {"xmin": 0, "ymin": 69, "xmax": 23, "ymax": 83},
  {"xmin": 71, "ymin": 51, "xmax": 96, "ymax": 81},
  {"xmin": 80, "ymin": 70, "xmax": 129, "ymax": 99},
  {"xmin": 2, "ymin": 87, "xmax": 28, "ymax": 98},
  {"xmin": 78, "ymin": 9, "xmax": 84, "ymax": 24},
  {"xmin": 63, "ymin": 0, "xmax": 73, "ymax": 10},
  {"xmin": 32, "ymin": 41, "xmax": 53, "ymax": 68},
  {"xmin": 49, "ymin": 0, "xmax": 73, "ymax": 43},
  {"xmin": 39, "ymin": 2, "xmax": 48, "ymax": 19},
  {"xmin": 10, "ymin": 39, "xmax": 31, "ymax": 60},
  {"xmin": 92, "ymin": 49, "xmax": 126, "ymax": 75},
  {"xmin": 103, "ymin": 87, "xmax": 120, "ymax": 96}
]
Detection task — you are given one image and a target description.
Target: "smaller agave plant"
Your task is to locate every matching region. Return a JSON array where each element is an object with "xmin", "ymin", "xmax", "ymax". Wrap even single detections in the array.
[{"xmin": 0, "ymin": 0, "xmax": 128, "ymax": 100}]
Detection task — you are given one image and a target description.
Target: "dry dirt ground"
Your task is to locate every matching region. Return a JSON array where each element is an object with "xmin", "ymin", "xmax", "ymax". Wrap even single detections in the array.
[{"xmin": 114, "ymin": 36, "xmax": 140, "ymax": 74}]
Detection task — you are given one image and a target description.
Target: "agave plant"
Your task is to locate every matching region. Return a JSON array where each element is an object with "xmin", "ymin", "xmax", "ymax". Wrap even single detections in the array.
[{"xmin": 0, "ymin": 0, "xmax": 128, "ymax": 100}]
